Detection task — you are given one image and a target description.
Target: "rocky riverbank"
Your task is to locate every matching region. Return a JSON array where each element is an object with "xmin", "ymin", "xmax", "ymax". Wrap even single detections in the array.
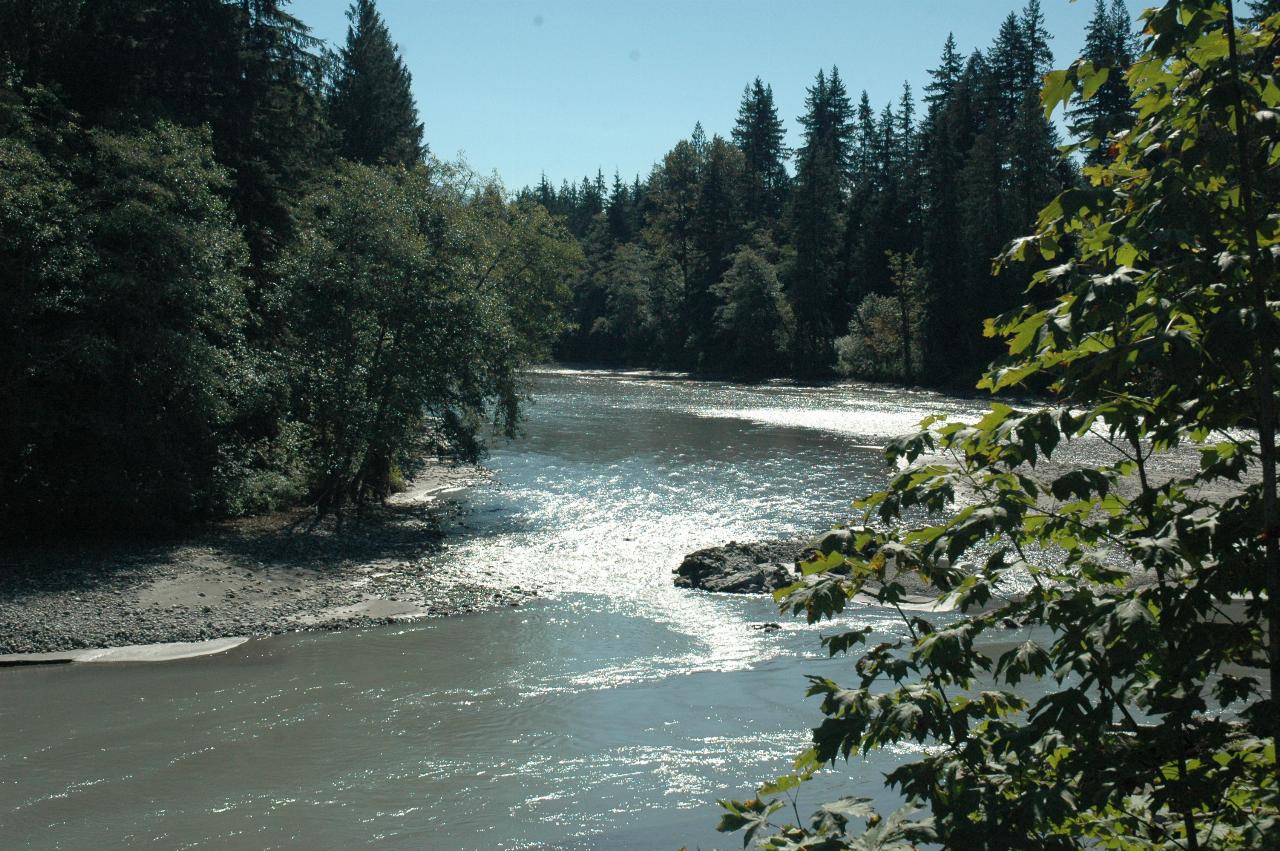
[{"xmin": 0, "ymin": 462, "xmax": 530, "ymax": 656}]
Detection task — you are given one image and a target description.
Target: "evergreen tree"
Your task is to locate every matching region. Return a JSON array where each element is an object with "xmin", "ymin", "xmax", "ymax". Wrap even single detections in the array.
[
  {"xmin": 226, "ymin": 0, "xmax": 332, "ymax": 271},
  {"xmin": 645, "ymin": 136, "xmax": 704, "ymax": 357},
  {"xmin": 690, "ymin": 121, "xmax": 708, "ymax": 159},
  {"xmin": 787, "ymin": 68, "xmax": 853, "ymax": 374},
  {"xmin": 732, "ymin": 78, "xmax": 789, "ymax": 228},
  {"xmin": 30, "ymin": 0, "xmax": 329, "ymax": 271},
  {"xmin": 1109, "ymin": 0, "xmax": 1138, "ymax": 57},
  {"xmin": 923, "ymin": 33, "xmax": 963, "ymax": 108},
  {"xmin": 568, "ymin": 172, "xmax": 606, "ymax": 234},
  {"xmin": 846, "ymin": 99, "xmax": 906, "ymax": 308},
  {"xmin": 1019, "ymin": 0, "xmax": 1054, "ymax": 88},
  {"xmin": 1071, "ymin": 0, "xmax": 1137, "ymax": 163},
  {"xmin": 329, "ymin": 0, "xmax": 424, "ymax": 167},
  {"xmin": 892, "ymin": 83, "xmax": 921, "ymax": 259},
  {"xmin": 1, "ymin": 0, "xmax": 81, "ymax": 89},
  {"xmin": 631, "ymin": 174, "xmax": 646, "ymax": 220},
  {"xmin": 920, "ymin": 43, "xmax": 980, "ymax": 380},
  {"xmin": 1009, "ymin": 4, "xmax": 1066, "ymax": 225},
  {"xmin": 606, "ymin": 171, "xmax": 631, "ymax": 243},
  {"xmin": 1246, "ymin": 0, "xmax": 1280, "ymax": 22},
  {"xmin": 986, "ymin": 13, "xmax": 1027, "ymax": 127},
  {"xmin": 690, "ymin": 135, "xmax": 747, "ymax": 358},
  {"xmin": 823, "ymin": 67, "xmax": 857, "ymax": 183},
  {"xmin": 853, "ymin": 90, "xmax": 878, "ymax": 179},
  {"xmin": 535, "ymin": 172, "xmax": 555, "ymax": 209}
]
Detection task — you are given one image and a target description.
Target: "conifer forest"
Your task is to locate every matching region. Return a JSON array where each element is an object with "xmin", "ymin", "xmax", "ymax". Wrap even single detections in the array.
[
  {"xmin": 2, "ymin": 1, "xmax": 1279, "ymax": 849},
  {"xmin": 527, "ymin": 1, "xmax": 1135, "ymax": 385}
]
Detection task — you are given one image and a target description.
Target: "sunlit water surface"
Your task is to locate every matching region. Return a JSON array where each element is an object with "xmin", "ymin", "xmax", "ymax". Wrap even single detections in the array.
[{"xmin": 2, "ymin": 369, "xmax": 1000, "ymax": 850}]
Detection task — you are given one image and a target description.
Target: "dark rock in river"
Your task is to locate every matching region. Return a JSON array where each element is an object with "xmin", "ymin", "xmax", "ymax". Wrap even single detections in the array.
[
  {"xmin": 673, "ymin": 528, "xmax": 941, "ymax": 599},
  {"xmin": 673, "ymin": 539, "xmax": 808, "ymax": 594}
]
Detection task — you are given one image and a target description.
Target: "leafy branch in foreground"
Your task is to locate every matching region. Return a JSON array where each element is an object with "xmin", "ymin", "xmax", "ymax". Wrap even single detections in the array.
[{"xmin": 719, "ymin": 2, "xmax": 1279, "ymax": 847}]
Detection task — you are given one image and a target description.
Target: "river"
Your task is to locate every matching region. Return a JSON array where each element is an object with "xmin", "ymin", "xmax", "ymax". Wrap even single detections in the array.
[{"xmin": 1, "ymin": 368, "xmax": 995, "ymax": 849}]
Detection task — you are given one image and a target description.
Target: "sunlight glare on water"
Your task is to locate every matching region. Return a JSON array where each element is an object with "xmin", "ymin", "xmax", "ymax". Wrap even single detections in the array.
[{"xmin": 438, "ymin": 368, "xmax": 989, "ymax": 688}]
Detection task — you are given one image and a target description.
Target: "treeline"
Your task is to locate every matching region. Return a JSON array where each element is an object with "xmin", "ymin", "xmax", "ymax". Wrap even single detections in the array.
[
  {"xmin": 0, "ymin": 0, "xmax": 581, "ymax": 534},
  {"xmin": 523, "ymin": 0, "xmax": 1138, "ymax": 384}
]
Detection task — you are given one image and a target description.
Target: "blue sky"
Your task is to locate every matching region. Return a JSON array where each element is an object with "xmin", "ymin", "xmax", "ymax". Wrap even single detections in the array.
[{"xmin": 296, "ymin": 1, "xmax": 1140, "ymax": 191}]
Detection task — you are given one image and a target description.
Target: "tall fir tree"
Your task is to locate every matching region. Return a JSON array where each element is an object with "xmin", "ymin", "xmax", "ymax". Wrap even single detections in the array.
[
  {"xmin": 1245, "ymin": 0, "xmax": 1280, "ymax": 22},
  {"xmin": 1009, "ymin": 1, "xmax": 1067, "ymax": 229},
  {"xmin": 923, "ymin": 33, "xmax": 964, "ymax": 108},
  {"xmin": 787, "ymin": 68, "xmax": 853, "ymax": 373},
  {"xmin": 606, "ymin": 171, "xmax": 632, "ymax": 244},
  {"xmin": 34, "ymin": 0, "xmax": 330, "ymax": 272},
  {"xmin": 731, "ymin": 78, "xmax": 789, "ymax": 228},
  {"xmin": 2, "ymin": 0, "xmax": 88, "ymax": 90},
  {"xmin": 1018, "ymin": 0, "xmax": 1054, "ymax": 88},
  {"xmin": 646, "ymin": 135, "xmax": 705, "ymax": 355},
  {"xmin": 920, "ymin": 39, "xmax": 979, "ymax": 379},
  {"xmin": 1071, "ymin": 0, "xmax": 1137, "ymax": 163},
  {"xmin": 227, "ymin": 0, "xmax": 332, "ymax": 272},
  {"xmin": 853, "ymin": 90, "xmax": 877, "ymax": 179},
  {"xmin": 520, "ymin": 1, "xmax": 1088, "ymax": 386},
  {"xmin": 329, "ymin": 0, "xmax": 424, "ymax": 167},
  {"xmin": 535, "ymin": 172, "xmax": 555, "ymax": 209},
  {"xmin": 689, "ymin": 135, "xmax": 747, "ymax": 360},
  {"xmin": 985, "ymin": 13, "xmax": 1027, "ymax": 127}
]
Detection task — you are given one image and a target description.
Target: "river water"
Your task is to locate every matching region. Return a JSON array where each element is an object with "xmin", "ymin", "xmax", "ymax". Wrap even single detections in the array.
[{"xmin": 1, "ymin": 369, "xmax": 995, "ymax": 850}]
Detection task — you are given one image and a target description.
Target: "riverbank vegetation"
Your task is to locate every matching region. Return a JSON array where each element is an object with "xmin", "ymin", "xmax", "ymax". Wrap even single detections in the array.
[
  {"xmin": 0, "ymin": 0, "xmax": 581, "ymax": 534},
  {"xmin": 523, "ymin": 0, "xmax": 1138, "ymax": 386},
  {"xmin": 718, "ymin": 0, "xmax": 1280, "ymax": 846}
]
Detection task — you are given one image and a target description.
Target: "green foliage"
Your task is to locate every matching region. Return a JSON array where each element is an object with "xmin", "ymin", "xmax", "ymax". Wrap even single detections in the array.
[
  {"xmin": 273, "ymin": 161, "xmax": 541, "ymax": 511},
  {"xmin": 711, "ymin": 239, "xmax": 795, "ymax": 377},
  {"xmin": 535, "ymin": 3, "xmax": 1072, "ymax": 386},
  {"xmin": 1, "ymin": 6, "xmax": 581, "ymax": 534},
  {"xmin": 0, "ymin": 0, "xmax": 79, "ymax": 88},
  {"xmin": 835, "ymin": 252, "xmax": 926, "ymax": 382},
  {"xmin": 35, "ymin": 0, "xmax": 332, "ymax": 271},
  {"xmin": 835, "ymin": 294, "xmax": 909, "ymax": 380},
  {"xmin": 462, "ymin": 184, "xmax": 583, "ymax": 363},
  {"xmin": 328, "ymin": 0, "xmax": 424, "ymax": 167},
  {"xmin": 0, "ymin": 95, "xmax": 263, "ymax": 529},
  {"xmin": 733, "ymin": 78, "xmax": 790, "ymax": 228},
  {"xmin": 589, "ymin": 243, "xmax": 682, "ymax": 364},
  {"xmin": 720, "ymin": 1, "xmax": 1280, "ymax": 847}
]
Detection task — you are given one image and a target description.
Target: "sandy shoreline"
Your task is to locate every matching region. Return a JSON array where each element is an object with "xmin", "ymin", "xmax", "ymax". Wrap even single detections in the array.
[{"xmin": 0, "ymin": 461, "xmax": 529, "ymax": 659}]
